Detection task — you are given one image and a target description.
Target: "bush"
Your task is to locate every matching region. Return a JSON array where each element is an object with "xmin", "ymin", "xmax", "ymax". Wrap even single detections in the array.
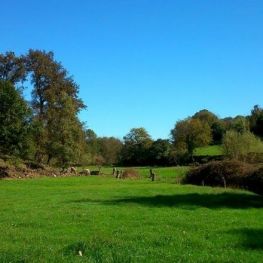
[
  {"xmin": 184, "ymin": 160, "xmax": 254, "ymax": 188},
  {"xmin": 245, "ymin": 167, "xmax": 263, "ymax": 195},
  {"xmin": 0, "ymin": 167, "xmax": 8, "ymax": 178},
  {"xmin": 25, "ymin": 161, "xmax": 45, "ymax": 170}
]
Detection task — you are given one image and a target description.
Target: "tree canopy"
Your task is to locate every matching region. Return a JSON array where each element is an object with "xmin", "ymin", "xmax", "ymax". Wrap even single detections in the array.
[{"xmin": 171, "ymin": 118, "xmax": 212, "ymax": 158}]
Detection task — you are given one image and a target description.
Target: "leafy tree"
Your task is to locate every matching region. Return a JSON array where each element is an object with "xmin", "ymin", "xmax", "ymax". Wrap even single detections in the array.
[
  {"xmin": 211, "ymin": 120, "xmax": 226, "ymax": 144},
  {"xmin": 0, "ymin": 50, "xmax": 86, "ymax": 165},
  {"xmin": 121, "ymin": 128, "xmax": 153, "ymax": 165},
  {"xmin": 26, "ymin": 50, "xmax": 86, "ymax": 165},
  {"xmin": 0, "ymin": 52, "xmax": 26, "ymax": 84},
  {"xmin": 223, "ymin": 130, "xmax": 263, "ymax": 161},
  {"xmin": 148, "ymin": 139, "xmax": 172, "ymax": 165},
  {"xmin": 231, "ymin": 116, "xmax": 250, "ymax": 133},
  {"xmin": 85, "ymin": 129, "xmax": 99, "ymax": 158},
  {"xmin": 171, "ymin": 118, "xmax": 212, "ymax": 158},
  {"xmin": 97, "ymin": 137, "xmax": 123, "ymax": 165},
  {"xmin": 84, "ymin": 130, "xmax": 123, "ymax": 165},
  {"xmin": 193, "ymin": 109, "xmax": 225, "ymax": 144},
  {"xmin": 85, "ymin": 129, "xmax": 97, "ymax": 142},
  {"xmin": 0, "ymin": 80, "xmax": 32, "ymax": 156},
  {"xmin": 250, "ymin": 105, "xmax": 263, "ymax": 138},
  {"xmin": 192, "ymin": 109, "xmax": 218, "ymax": 126},
  {"xmin": 45, "ymin": 94, "xmax": 86, "ymax": 166},
  {"xmin": 222, "ymin": 115, "xmax": 249, "ymax": 134}
]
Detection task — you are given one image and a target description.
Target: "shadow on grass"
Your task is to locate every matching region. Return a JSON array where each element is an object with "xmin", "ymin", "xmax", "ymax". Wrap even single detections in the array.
[
  {"xmin": 72, "ymin": 192, "xmax": 263, "ymax": 209},
  {"xmin": 231, "ymin": 228, "xmax": 263, "ymax": 250}
]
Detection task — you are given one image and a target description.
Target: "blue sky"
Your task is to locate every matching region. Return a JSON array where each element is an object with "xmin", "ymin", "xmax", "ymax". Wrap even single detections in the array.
[{"xmin": 1, "ymin": 0, "xmax": 262, "ymax": 139}]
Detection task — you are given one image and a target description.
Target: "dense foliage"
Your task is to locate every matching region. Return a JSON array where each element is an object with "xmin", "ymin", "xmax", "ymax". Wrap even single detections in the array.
[
  {"xmin": 0, "ymin": 51, "xmax": 86, "ymax": 166},
  {"xmin": 0, "ymin": 80, "xmax": 32, "ymax": 157},
  {"xmin": 223, "ymin": 130, "xmax": 263, "ymax": 161}
]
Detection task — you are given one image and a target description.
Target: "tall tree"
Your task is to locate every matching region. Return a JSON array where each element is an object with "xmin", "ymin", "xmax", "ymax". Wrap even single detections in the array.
[{"xmin": 26, "ymin": 50, "xmax": 86, "ymax": 165}]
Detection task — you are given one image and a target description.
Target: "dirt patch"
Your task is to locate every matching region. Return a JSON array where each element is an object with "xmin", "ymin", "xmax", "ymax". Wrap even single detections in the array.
[
  {"xmin": 0, "ymin": 159, "xmax": 61, "ymax": 179},
  {"xmin": 122, "ymin": 168, "xmax": 139, "ymax": 179}
]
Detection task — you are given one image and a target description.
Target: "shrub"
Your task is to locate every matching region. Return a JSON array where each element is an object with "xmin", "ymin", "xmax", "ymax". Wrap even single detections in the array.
[
  {"xmin": 184, "ymin": 160, "xmax": 254, "ymax": 188},
  {"xmin": 245, "ymin": 167, "xmax": 263, "ymax": 195},
  {"xmin": 0, "ymin": 167, "xmax": 8, "ymax": 178},
  {"xmin": 25, "ymin": 161, "xmax": 45, "ymax": 170}
]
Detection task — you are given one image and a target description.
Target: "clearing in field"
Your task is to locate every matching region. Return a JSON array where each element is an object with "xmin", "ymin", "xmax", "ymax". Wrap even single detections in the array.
[{"xmin": 1, "ymin": 174, "xmax": 263, "ymax": 262}]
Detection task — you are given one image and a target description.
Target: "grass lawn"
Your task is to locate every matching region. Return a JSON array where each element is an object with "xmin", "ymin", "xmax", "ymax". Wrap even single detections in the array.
[
  {"xmin": 193, "ymin": 145, "xmax": 224, "ymax": 156},
  {"xmin": 1, "ymin": 175, "xmax": 263, "ymax": 262}
]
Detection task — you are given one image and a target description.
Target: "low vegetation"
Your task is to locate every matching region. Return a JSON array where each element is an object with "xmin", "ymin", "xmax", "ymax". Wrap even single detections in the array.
[{"xmin": 184, "ymin": 160, "xmax": 263, "ymax": 195}]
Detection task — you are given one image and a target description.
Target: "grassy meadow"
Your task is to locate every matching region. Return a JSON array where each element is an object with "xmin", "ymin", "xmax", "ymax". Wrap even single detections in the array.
[
  {"xmin": 193, "ymin": 145, "xmax": 224, "ymax": 156},
  {"xmin": 1, "ymin": 169, "xmax": 263, "ymax": 262}
]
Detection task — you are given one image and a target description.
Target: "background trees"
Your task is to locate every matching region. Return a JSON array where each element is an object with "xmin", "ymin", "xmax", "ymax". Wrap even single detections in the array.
[
  {"xmin": 250, "ymin": 105, "xmax": 263, "ymax": 138},
  {"xmin": 223, "ymin": 130, "xmax": 263, "ymax": 161},
  {"xmin": 84, "ymin": 129, "xmax": 123, "ymax": 165},
  {"xmin": 0, "ymin": 50, "xmax": 262, "ymax": 167},
  {"xmin": 193, "ymin": 109, "xmax": 225, "ymax": 144},
  {"xmin": 171, "ymin": 118, "xmax": 212, "ymax": 159},
  {"xmin": 148, "ymin": 139, "xmax": 172, "ymax": 166},
  {"xmin": 121, "ymin": 128, "xmax": 153, "ymax": 166},
  {"xmin": 97, "ymin": 137, "xmax": 123, "ymax": 165}
]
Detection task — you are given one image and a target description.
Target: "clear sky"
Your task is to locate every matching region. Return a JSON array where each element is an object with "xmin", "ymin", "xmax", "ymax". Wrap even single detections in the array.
[{"xmin": 1, "ymin": 0, "xmax": 262, "ymax": 139}]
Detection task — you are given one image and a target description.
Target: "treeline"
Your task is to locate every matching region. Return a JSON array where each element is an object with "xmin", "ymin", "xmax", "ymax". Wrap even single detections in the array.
[
  {"xmin": 86, "ymin": 108, "xmax": 263, "ymax": 166},
  {"xmin": 1, "ymin": 50, "xmax": 263, "ymax": 167}
]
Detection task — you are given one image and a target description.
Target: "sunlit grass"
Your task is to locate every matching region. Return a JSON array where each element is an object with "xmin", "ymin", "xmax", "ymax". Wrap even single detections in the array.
[
  {"xmin": 0, "ymin": 176, "xmax": 263, "ymax": 262},
  {"xmin": 193, "ymin": 145, "xmax": 223, "ymax": 156}
]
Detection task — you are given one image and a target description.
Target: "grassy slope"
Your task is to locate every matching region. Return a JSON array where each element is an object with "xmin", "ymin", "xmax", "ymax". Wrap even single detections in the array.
[
  {"xmin": 193, "ymin": 145, "xmax": 224, "ymax": 156},
  {"xmin": 1, "ymin": 176, "xmax": 263, "ymax": 262}
]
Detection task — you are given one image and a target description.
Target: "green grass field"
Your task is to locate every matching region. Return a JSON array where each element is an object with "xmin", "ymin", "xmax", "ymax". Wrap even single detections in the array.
[
  {"xmin": 1, "ymin": 172, "xmax": 263, "ymax": 262},
  {"xmin": 193, "ymin": 145, "xmax": 224, "ymax": 156}
]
